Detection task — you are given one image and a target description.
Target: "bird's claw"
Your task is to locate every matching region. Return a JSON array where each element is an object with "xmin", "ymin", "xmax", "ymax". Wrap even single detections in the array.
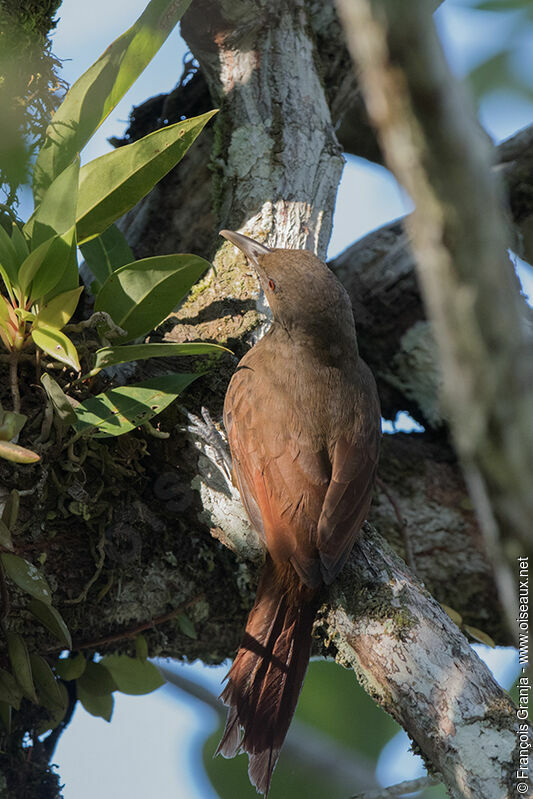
[{"xmin": 182, "ymin": 406, "xmax": 233, "ymax": 482}]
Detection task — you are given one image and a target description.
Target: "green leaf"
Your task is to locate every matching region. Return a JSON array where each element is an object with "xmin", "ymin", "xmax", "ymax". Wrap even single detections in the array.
[
  {"xmin": 0, "ymin": 410, "xmax": 27, "ymax": 441},
  {"xmin": 44, "ymin": 240, "xmax": 79, "ymax": 302},
  {"xmin": 37, "ymin": 682, "xmax": 69, "ymax": 735},
  {"xmin": 92, "ymin": 341, "xmax": 229, "ymax": 374},
  {"xmin": 466, "ymin": 50, "xmax": 533, "ymax": 104},
  {"xmin": 29, "ymin": 226, "xmax": 78, "ymax": 302},
  {"xmin": 25, "ymin": 158, "xmax": 80, "ymax": 246},
  {"xmin": 6, "ymin": 633, "xmax": 37, "ymax": 703},
  {"xmin": 56, "ymin": 653, "xmax": 86, "ymax": 681},
  {"xmin": 76, "ymin": 111, "xmax": 217, "ymax": 244},
  {"xmin": 31, "ymin": 324, "xmax": 81, "ymax": 372},
  {"xmin": 80, "ymin": 223, "xmax": 134, "ymax": 291},
  {"xmin": 0, "ymin": 293, "xmax": 15, "ymax": 335},
  {"xmin": 33, "ymin": 0, "xmax": 193, "ymax": 203},
  {"xmin": 0, "ymin": 293, "xmax": 12, "ymax": 320},
  {"xmin": 100, "ymin": 654, "xmax": 164, "ymax": 695},
  {"xmin": 0, "ymin": 667, "xmax": 23, "ymax": 709},
  {"xmin": 468, "ymin": 51, "xmax": 512, "ymax": 101},
  {"xmin": 40, "ymin": 374, "xmax": 77, "ymax": 426},
  {"xmin": 0, "ymin": 519, "xmax": 13, "ymax": 550},
  {"xmin": 29, "ymin": 598, "xmax": 72, "ymax": 649},
  {"xmin": 0, "ymin": 440, "xmax": 40, "ymax": 464},
  {"xmin": 464, "ymin": 624, "xmax": 496, "ymax": 648},
  {"xmin": 1, "ymin": 553, "xmax": 52, "ymax": 603},
  {"xmin": 298, "ymin": 661, "xmax": 399, "ymax": 759},
  {"xmin": 17, "ymin": 236, "xmax": 56, "ymax": 297},
  {"xmin": 35, "ymin": 286, "xmax": 83, "ymax": 329},
  {"xmin": 0, "ymin": 264, "xmax": 15, "ymax": 307},
  {"xmin": 72, "ymin": 372, "xmax": 199, "ymax": 437},
  {"xmin": 135, "ymin": 634, "xmax": 148, "ymax": 662},
  {"xmin": 30, "ymin": 654, "xmax": 65, "ymax": 711},
  {"xmin": 95, "ymin": 254, "xmax": 210, "ymax": 341},
  {"xmin": 0, "ymin": 224, "xmax": 19, "ymax": 283},
  {"xmin": 77, "ymin": 661, "xmax": 116, "ymax": 696},
  {"xmin": 177, "ymin": 613, "xmax": 197, "ymax": 640},
  {"xmin": 440, "ymin": 603, "xmax": 463, "ymax": 626},
  {"xmin": 2, "ymin": 489, "xmax": 19, "ymax": 530},
  {"xmin": 0, "ymin": 701, "xmax": 11, "ymax": 732},
  {"xmin": 77, "ymin": 685, "xmax": 114, "ymax": 722},
  {"xmin": 15, "ymin": 309, "xmax": 36, "ymax": 324},
  {"xmin": 10, "ymin": 224, "xmax": 29, "ymax": 264}
]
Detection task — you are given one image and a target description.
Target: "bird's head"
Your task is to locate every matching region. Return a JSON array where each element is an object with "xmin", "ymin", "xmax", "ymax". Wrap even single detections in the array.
[{"xmin": 220, "ymin": 230, "xmax": 356, "ymax": 348}]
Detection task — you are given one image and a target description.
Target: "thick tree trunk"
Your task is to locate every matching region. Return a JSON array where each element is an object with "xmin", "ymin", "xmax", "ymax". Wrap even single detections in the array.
[{"xmin": 181, "ymin": 0, "xmax": 344, "ymax": 257}]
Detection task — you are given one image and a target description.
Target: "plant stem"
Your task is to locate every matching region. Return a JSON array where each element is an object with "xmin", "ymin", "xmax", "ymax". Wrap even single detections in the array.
[
  {"xmin": 0, "ymin": 204, "xmax": 17, "ymax": 223},
  {"xmin": 9, "ymin": 352, "xmax": 21, "ymax": 413},
  {"xmin": 45, "ymin": 593, "xmax": 205, "ymax": 653}
]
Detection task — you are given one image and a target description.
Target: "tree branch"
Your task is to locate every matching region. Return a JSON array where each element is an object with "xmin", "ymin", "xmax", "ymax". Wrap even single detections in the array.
[
  {"xmin": 330, "ymin": 209, "xmax": 533, "ymax": 431},
  {"xmin": 308, "ymin": 0, "xmax": 443, "ymax": 164},
  {"xmin": 351, "ymin": 776, "xmax": 439, "ymax": 799},
  {"xmin": 324, "ymin": 524, "xmax": 530, "ymax": 799},
  {"xmin": 497, "ymin": 122, "xmax": 533, "ymax": 265},
  {"xmin": 335, "ymin": 0, "xmax": 533, "ymax": 637},
  {"xmin": 372, "ymin": 434, "xmax": 506, "ymax": 640},
  {"xmin": 181, "ymin": 0, "xmax": 343, "ymax": 258}
]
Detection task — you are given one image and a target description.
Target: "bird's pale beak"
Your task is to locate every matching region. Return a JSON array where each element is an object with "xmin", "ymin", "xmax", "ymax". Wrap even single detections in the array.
[{"xmin": 220, "ymin": 230, "xmax": 271, "ymax": 268}]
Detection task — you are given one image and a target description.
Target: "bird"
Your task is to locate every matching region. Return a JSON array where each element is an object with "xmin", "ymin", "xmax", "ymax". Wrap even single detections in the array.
[{"xmin": 217, "ymin": 229, "xmax": 381, "ymax": 795}]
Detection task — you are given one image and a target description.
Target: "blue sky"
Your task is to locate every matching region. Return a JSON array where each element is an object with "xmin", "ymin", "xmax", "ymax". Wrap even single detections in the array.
[{"xmin": 32, "ymin": 1, "xmax": 531, "ymax": 796}]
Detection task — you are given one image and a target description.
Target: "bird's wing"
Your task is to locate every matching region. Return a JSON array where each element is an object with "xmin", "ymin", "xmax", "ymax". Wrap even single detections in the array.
[
  {"xmin": 317, "ymin": 393, "xmax": 380, "ymax": 585},
  {"xmin": 224, "ymin": 362, "xmax": 330, "ymax": 588},
  {"xmin": 225, "ymin": 356, "xmax": 380, "ymax": 589}
]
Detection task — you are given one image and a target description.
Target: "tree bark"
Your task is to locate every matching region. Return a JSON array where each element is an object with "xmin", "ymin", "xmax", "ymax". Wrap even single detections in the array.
[
  {"xmin": 181, "ymin": 0, "xmax": 343, "ymax": 257},
  {"xmin": 335, "ymin": 0, "xmax": 533, "ymax": 641},
  {"xmin": 323, "ymin": 524, "xmax": 529, "ymax": 799},
  {"xmin": 1, "ymin": 2, "xmax": 528, "ymax": 797}
]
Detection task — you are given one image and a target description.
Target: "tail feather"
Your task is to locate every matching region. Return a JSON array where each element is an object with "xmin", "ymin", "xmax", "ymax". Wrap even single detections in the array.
[
  {"xmin": 216, "ymin": 705, "xmax": 240, "ymax": 758},
  {"xmin": 216, "ymin": 557, "xmax": 318, "ymax": 795}
]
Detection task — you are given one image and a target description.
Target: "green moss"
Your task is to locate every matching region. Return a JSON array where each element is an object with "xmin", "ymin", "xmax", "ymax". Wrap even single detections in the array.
[
  {"xmin": 484, "ymin": 694, "xmax": 516, "ymax": 728},
  {"xmin": 191, "ymin": 353, "xmax": 223, "ymax": 374},
  {"xmin": 187, "ymin": 268, "xmax": 214, "ymax": 303},
  {"xmin": 358, "ymin": 582, "xmax": 418, "ymax": 641}
]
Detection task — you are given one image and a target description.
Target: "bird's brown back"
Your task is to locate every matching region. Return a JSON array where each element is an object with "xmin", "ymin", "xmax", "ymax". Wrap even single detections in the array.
[{"xmin": 224, "ymin": 321, "xmax": 380, "ymax": 588}]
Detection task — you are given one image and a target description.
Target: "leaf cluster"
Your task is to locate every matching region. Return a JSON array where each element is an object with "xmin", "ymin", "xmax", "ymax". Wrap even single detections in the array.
[
  {"xmin": 0, "ymin": 0, "xmax": 222, "ymax": 750},
  {"xmin": 0, "ymin": 0, "xmax": 223, "ymax": 461}
]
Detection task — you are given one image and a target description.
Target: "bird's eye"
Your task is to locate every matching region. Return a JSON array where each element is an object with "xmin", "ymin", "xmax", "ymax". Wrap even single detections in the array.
[{"xmin": 268, "ymin": 278, "xmax": 276, "ymax": 292}]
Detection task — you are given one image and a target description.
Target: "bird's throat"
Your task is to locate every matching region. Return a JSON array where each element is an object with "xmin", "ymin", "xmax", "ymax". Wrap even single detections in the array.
[{"xmin": 268, "ymin": 318, "xmax": 359, "ymax": 372}]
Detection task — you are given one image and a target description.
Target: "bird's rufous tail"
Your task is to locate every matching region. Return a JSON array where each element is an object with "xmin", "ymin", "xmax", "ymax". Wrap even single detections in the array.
[{"xmin": 216, "ymin": 557, "xmax": 318, "ymax": 795}]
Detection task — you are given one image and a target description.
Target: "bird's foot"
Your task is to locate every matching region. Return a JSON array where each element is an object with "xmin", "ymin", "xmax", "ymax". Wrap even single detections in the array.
[{"xmin": 183, "ymin": 406, "xmax": 233, "ymax": 483}]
